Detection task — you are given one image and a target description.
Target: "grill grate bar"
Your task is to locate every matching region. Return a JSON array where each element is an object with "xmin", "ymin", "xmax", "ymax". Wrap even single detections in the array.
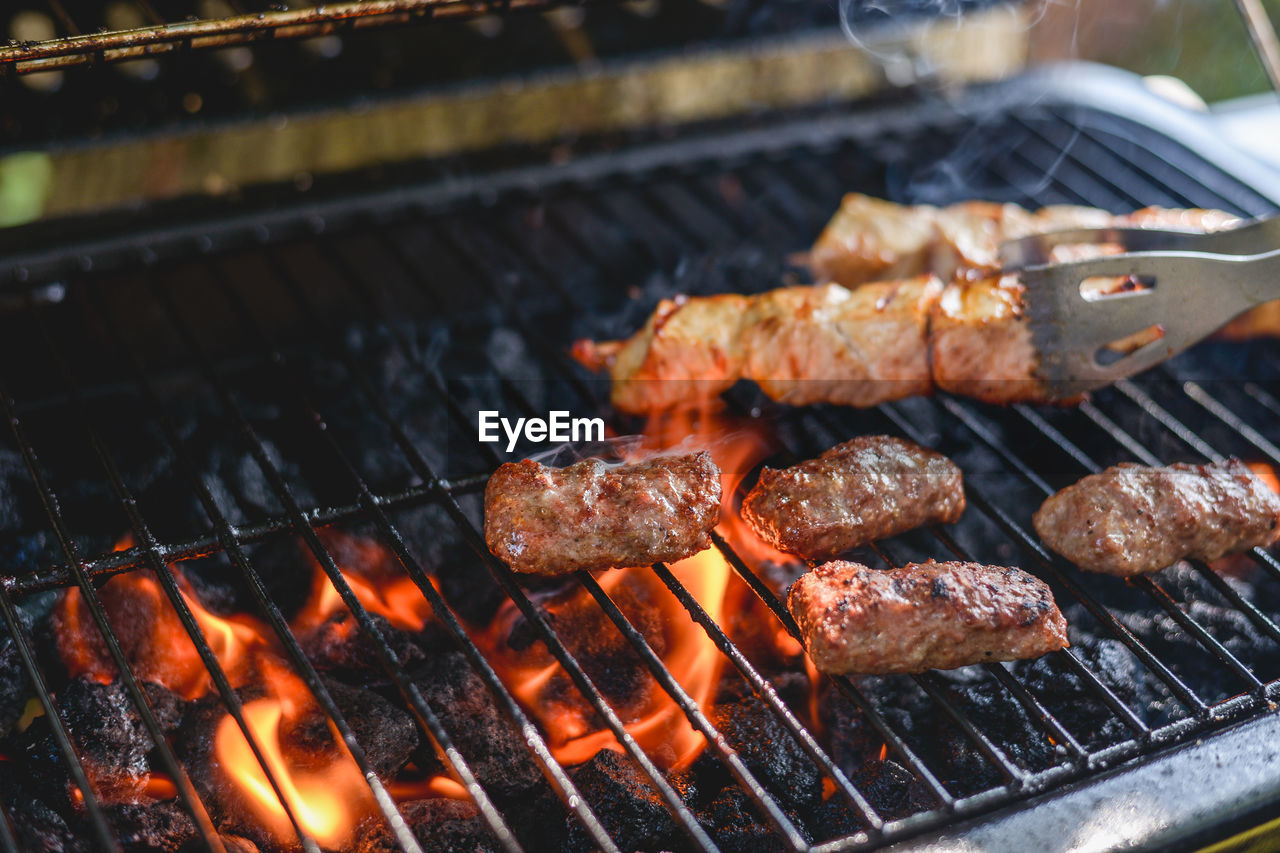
[
  {"xmin": 5, "ymin": 476, "xmax": 489, "ymax": 595},
  {"xmin": 1040, "ymin": 399, "xmax": 1280, "ymax": 647},
  {"xmin": 862, "ymin": 403, "xmax": 1153, "ymax": 741},
  {"xmin": 31, "ymin": 290, "xmax": 342, "ymax": 853},
  {"xmin": 738, "ymin": 409, "xmax": 1032, "ymax": 788},
  {"xmin": 0, "ymin": 378, "xmax": 227, "ymax": 852},
  {"xmin": 82, "ymin": 279, "xmax": 435, "ymax": 853},
  {"xmin": 954, "ymin": 395, "xmax": 1271, "ymax": 694},
  {"xmin": 706, "ymin": 529, "xmax": 957, "ymax": 809},
  {"xmin": 931, "ymin": 397, "xmax": 1211, "ymax": 713},
  {"xmin": 576, "ymin": 571, "xmax": 812, "ymax": 851},
  {"xmin": 0, "ymin": 799, "xmax": 18, "ymax": 853},
  {"xmin": 161, "ymin": 265, "xmax": 533, "ymax": 853},
  {"xmin": 0, "ymin": 582, "xmax": 121, "ymax": 852},
  {"xmin": 1, "ymin": 0, "xmax": 609, "ymax": 74},
  {"xmin": 242, "ymin": 245, "xmax": 630, "ymax": 852},
  {"xmin": 648, "ymin": 560, "xmax": 885, "ymax": 833},
  {"xmin": 304, "ymin": 229, "xmax": 720, "ymax": 850}
]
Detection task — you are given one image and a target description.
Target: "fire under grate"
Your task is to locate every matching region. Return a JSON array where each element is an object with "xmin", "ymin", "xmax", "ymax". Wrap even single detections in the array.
[{"xmin": 3, "ymin": 69, "xmax": 1280, "ymax": 852}]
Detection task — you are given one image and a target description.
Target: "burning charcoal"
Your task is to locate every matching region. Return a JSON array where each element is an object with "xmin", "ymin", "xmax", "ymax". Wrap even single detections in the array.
[
  {"xmin": 322, "ymin": 679, "xmax": 419, "ymax": 780},
  {"xmin": 704, "ymin": 696, "xmax": 821, "ymax": 812},
  {"xmin": 355, "ymin": 799, "xmax": 498, "ymax": 853},
  {"xmin": 411, "ymin": 651, "xmax": 542, "ymax": 800},
  {"xmin": 565, "ymin": 749, "xmax": 676, "ymax": 853},
  {"xmin": 936, "ymin": 671, "xmax": 1059, "ymax": 779},
  {"xmin": 503, "ymin": 783, "xmax": 569, "ymax": 851},
  {"xmin": 808, "ymin": 796, "xmax": 865, "ymax": 842},
  {"xmin": 391, "ymin": 504, "xmax": 505, "ymax": 627},
  {"xmin": 697, "ymin": 786, "xmax": 805, "ymax": 853},
  {"xmin": 851, "ymin": 759, "xmax": 934, "ymax": 821},
  {"xmin": 301, "ymin": 611, "xmax": 445, "ymax": 683},
  {"xmin": 106, "ymin": 801, "xmax": 198, "ymax": 852},
  {"xmin": 0, "ymin": 636, "xmax": 31, "ymax": 741},
  {"xmin": 29, "ymin": 678, "xmax": 187, "ymax": 805},
  {"xmin": 1017, "ymin": 637, "xmax": 1151, "ymax": 750},
  {"xmin": 499, "ymin": 573, "xmax": 665, "ymax": 718},
  {"xmin": 0, "ymin": 777, "xmax": 89, "ymax": 853}
]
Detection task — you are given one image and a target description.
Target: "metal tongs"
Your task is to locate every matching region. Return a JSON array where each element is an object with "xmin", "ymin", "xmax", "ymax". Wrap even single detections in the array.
[{"xmin": 1001, "ymin": 214, "xmax": 1280, "ymax": 398}]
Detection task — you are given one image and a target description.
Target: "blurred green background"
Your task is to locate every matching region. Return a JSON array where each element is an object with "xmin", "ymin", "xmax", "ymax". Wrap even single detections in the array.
[{"xmin": 1028, "ymin": 0, "xmax": 1280, "ymax": 103}]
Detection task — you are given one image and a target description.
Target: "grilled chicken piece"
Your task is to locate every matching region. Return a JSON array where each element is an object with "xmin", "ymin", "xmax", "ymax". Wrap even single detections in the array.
[
  {"xmin": 484, "ymin": 452, "xmax": 721, "ymax": 575},
  {"xmin": 808, "ymin": 195, "xmax": 940, "ymax": 287},
  {"xmin": 740, "ymin": 278, "xmax": 940, "ymax": 407},
  {"xmin": 574, "ymin": 276, "xmax": 943, "ymax": 414},
  {"xmin": 811, "ymin": 194, "xmax": 1240, "ymax": 288},
  {"xmin": 788, "ymin": 560, "xmax": 1068, "ymax": 675},
  {"xmin": 742, "ymin": 436, "xmax": 964, "ymax": 560},
  {"xmin": 1033, "ymin": 459, "xmax": 1280, "ymax": 576},
  {"xmin": 925, "ymin": 271, "xmax": 1084, "ymax": 404}
]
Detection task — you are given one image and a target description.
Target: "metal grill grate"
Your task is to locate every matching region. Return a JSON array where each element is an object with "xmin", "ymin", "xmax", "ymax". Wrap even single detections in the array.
[{"xmin": 3, "ymin": 74, "xmax": 1280, "ymax": 852}]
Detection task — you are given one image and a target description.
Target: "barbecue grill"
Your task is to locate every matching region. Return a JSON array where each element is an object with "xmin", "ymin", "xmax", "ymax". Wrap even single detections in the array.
[{"xmin": 5, "ymin": 3, "xmax": 1280, "ymax": 853}]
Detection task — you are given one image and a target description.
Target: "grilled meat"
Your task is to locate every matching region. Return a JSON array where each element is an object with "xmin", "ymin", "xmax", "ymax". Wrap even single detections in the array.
[
  {"xmin": 742, "ymin": 436, "xmax": 964, "ymax": 560},
  {"xmin": 574, "ymin": 276, "xmax": 943, "ymax": 413},
  {"xmin": 788, "ymin": 560, "xmax": 1068, "ymax": 675},
  {"xmin": 810, "ymin": 194, "xmax": 1239, "ymax": 287},
  {"xmin": 1032, "ymin": 459, "xmax": 1280, "ymax": 576},
  {"xmin": 574, "ymin": 198, "xmax": 1251, "ymax": 413},
  {"xmin": 484, "ymin": 452, "xmax": 721, "ymax": 575}
]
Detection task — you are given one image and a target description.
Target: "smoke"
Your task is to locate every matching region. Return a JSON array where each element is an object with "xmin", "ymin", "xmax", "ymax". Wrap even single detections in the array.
[{"xmin": 838, "ymin": 0, "xmax": 1088, "ymax": 205}]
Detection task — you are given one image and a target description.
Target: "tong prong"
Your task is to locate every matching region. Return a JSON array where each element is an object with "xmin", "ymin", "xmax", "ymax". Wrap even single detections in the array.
[
  {"xmin": 1020, "ymin": 247, "xmax": 1280, "ymax": 398},
  {"xmin": 1001, "ymin": 214, "xmax": 1280, "ymax": 269}
]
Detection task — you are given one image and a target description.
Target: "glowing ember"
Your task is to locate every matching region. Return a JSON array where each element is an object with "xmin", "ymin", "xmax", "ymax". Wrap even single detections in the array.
[
  {"xmin": 52, "ymin": 529, "xmax": 444, "ymax": 846},
  {"xmin": 293, "ymin": 530, "xmax": 436, "ymax": 635},
  {"xmin": 1247, "ymin": 461, "xmax": 1280, "ymax": 494}
]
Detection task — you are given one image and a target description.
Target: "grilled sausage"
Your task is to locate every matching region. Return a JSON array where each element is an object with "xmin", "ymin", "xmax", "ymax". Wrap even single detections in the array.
[
  {"xmin": 484, "ymin": 452, "xmax": 721, "ymax": 575},
  {"xmin": 1032, "ymin": 459, "xmax": 1280, "ymax": 576},
  {"xmin": 742, "ymin": 436, "xmax": 964, "ymax": 560},
  {"xmin": 788, "ymin": 560, "xmax": 1068, "ymax": 675}
]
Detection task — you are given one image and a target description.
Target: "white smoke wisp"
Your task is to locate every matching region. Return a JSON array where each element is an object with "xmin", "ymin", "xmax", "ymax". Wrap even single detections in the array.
[{"xmin": 837, "ymin": 0, "xmax": 1088, "ymax": 205}]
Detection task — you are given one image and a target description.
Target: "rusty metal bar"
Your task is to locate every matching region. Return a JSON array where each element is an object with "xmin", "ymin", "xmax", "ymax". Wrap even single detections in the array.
[{"xmin": 1, "ymin": 0, "xmax": 600, "ymax": 74}]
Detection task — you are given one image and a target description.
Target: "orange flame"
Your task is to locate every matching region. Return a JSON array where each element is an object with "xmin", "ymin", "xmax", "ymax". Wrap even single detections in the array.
[
  {"xmin": 52, "ymin": 529, "xmax": 446, "ymax": 844},
  {"xmin": 214, "ymin": 660, "xmax": 375, "ymax": 849},
  {"xmin": 293, "ymin": 530, "xmax": 435, "ymax": 635},
  {"xmin": 482, "ymin": 402, "xmax": 800, "ymax": 771}
]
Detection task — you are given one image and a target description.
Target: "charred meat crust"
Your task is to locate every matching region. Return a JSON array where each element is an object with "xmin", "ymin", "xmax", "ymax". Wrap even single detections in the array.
[
  {"xmin": 1032, "ymin": 459, "xmax": 1280, "ymax": 576},
  {"xmin": 741, "ymin": 435, "xmax": 964, "ymax": 561},
  {"xmin": 787, "ymin": 560, "xmax": 1068, "ymax": 675},
  {"xmin": 483, "ymin": 452, "xmax": 722, "ymax": 575}
]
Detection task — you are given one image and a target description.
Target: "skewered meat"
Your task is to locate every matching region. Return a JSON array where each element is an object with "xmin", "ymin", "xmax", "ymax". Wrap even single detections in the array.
[
  {"xmin": 575, "ymin": 271, "xmax": 1063, "ymax": 411},
  {"xmin": 810, "ymin": 194, "xmax": 1239, "ymax": 287},
  {"xmin": 484, "ymin": 452, "xmax": 721, "ymax": 575},
  {"xmin": 1032, "ymin": 459, "xmax": 1280, "ymax": 576},
  {"xmin": 573, "ymin": 276, "xmax": 943, "ymax": 413},
  {"xmin": 742, "ymin": 436, "xmax": 964, "ymax": 560},
  {"xmin": 574, "ymin": 198, "xmax": 1250, "ymax": 413},
  {"xmin": 788, "ymin": 560, "xmax": 1068, "ymax": 675}
]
